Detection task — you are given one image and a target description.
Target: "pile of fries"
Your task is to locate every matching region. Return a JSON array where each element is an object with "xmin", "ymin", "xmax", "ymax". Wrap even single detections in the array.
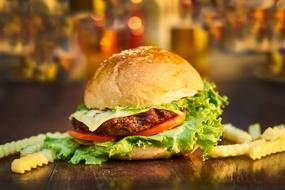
[{"xmin": 209, "ymin": 124, "xmax": 285, "ymax": 160}]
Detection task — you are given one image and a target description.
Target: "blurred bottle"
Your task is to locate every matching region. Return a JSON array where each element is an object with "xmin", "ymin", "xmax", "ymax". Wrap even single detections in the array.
[
  {"xmin": 272, "ymin": 8, "xmax": 285, "ymax": 50},
  {"xmin": 249, "ymin": 0, "xmax": 273, "ymax": 52},
  {"xmin": 171, "ymin": 0, "xmax": 209, "ymax": 76},
  {"xmin": 100, "ymin": 0, "xmax": 123, "ymax": 53},
  {"xmin": 68, "ymin": 0, "xmax": 107, "ymax": 78},
  {"xmin": 251, "ymin": 8, "xmax": 268, "ymax": 43},
  {"xmin": 141, "ymin": 0, "xmax": 160, "ymax": 46},
  {"xmin": 127, "ymin": 13, "xmax": 144, "ymax": 48},
  {"xmin": 203, "ymin": 9, "xmax": 225, "ymax": 47}
]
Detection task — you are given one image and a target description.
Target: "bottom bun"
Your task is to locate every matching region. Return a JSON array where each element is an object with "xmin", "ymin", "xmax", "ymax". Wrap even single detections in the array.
[
  {"xmin": 114, "ymin": 146, "xmax": 172, "ymax": 160},
  {"xmin": 114, "ymin": 145, "xmax": 200, "ymax": 160}
]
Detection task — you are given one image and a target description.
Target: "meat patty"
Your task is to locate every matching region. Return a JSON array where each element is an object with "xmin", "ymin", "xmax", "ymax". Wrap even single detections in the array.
[{"xmin": 72, "ymin": 109, "xmax": 177, "ymax": 136}]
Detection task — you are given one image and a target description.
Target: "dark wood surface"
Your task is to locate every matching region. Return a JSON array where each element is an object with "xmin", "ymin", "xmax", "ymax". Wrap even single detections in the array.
[{"xmin": 0, "ymin": 52, "xmax": 285, "ymax": 190}]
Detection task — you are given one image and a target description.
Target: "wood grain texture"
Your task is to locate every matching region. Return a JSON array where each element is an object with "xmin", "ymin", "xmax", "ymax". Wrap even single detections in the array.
[
  {"xmin": 0, "ymin": 155, "xmax": 54, "ymax": 190},
  {"xmin": 0, "ymin": 52, "xmax": 285, "ymax": 190}
]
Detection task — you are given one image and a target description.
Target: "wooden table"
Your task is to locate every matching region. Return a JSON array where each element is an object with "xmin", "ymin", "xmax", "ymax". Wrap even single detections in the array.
[{"xmin": 0, "ymin": 52, "xmax": 285, "ymax": 190}]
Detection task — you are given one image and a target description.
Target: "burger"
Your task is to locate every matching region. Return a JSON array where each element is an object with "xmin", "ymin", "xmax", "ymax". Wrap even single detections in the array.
[{"xmin": 44, "ymin": 46, "xmax": 227, "ymax": 164}]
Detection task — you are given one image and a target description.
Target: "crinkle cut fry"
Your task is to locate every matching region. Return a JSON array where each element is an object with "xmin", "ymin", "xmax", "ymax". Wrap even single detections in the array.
[
  {"xmin": 223, "ymin": 124, "xmax": 252, "ymax": 144},
  {"xmin": 0, "ymin": 134, "xmax": 45, "ymax": 159},
  {"xmin": 0, "ymin": 132, "xmax": 66, "ymax": 159},
  {"xmin": 11, "ymin": 149, "xmax": 55, "ymax": 174},
  {"xmin": 209, "ymin": 144, "xmax": 250, "ymax": 158},
  {"xmin": 261, "ymin": 125, "xmax": 285, "ymax": 141},
  {"xmin": 248, "ymin": 123, "xmax": 261, "ymax": 140},
  {"xmin": 209, "ymin": 138, "xmax": 285, "ymax": 160},
  {"xmin": 249, "ymin": 139, "xmax": 285, "ymax": 160}
]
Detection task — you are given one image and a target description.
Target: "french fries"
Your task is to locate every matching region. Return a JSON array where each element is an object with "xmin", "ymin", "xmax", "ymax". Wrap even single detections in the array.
[
  {"xmin": 0, "ymin": 132, "xmax": 66, "ymax": 160},
  {"xmin": 249, "ymin": 138, "xmax": 285, "ymax": 160},
  {"xmin": 248, "ymin": 123, "xmax": 261, "ymax": 140},
  {"xmin": 223, "ymin": 124, "xmax": 252, "ymax": 143},
  {"xmin": 0, "ymin": 134, "xmax": 46, "ymax": 159},
  {"xmin": 209, "ymin": 124, "xmax": 285, "ymax": 160},
  {"xmin": 20, "ymin": 142, "xmax": 44, "ymax": 157},
  {"xmin": 11, "ymin": 149, "xmax": 55, "ymax": 174},
  {"xmin": 0, "ymin": 132, "xmax": 66, "ymax": 174},
  {"xmin": 261, "ymin": 125, "xmax": 285, "ymax": 140},
  {"xmin": 209, "ymin": 144, "xmax": 250, "ymax": 158}
]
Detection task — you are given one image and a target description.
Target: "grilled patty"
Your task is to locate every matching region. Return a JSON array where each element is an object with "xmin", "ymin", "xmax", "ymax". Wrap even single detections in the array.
[{"xmin": 72, "ymin": 109, "xmax": 177, "ymax": 136}]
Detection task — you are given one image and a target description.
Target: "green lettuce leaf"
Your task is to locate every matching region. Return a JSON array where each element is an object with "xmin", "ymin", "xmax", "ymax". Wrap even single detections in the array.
[
  {"xmin": 44, "ymin": 80, "xmax": 228, "ymax": 164},
  {"xmin": 44, "ymin": 121, "xmax": 198, "ymax": 164},
  {"xmin": 70, "ymin": 146, "xmax": 110, "ymax": 164},
  {"xmin": 76, "ymin": 104, "xmax": 88, "ymax": 111},
  {"xmin": 44, "ymin": 137, "xmax": 79, "ymax": 159},
  {"xmin": 186, "ymin": 81, "xmax": 227, "ymax": 157}
]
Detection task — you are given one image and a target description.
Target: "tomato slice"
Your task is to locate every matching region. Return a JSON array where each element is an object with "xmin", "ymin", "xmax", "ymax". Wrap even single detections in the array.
[
  {"xmin": 135, "ymin": 111, "xmax": 186, "ymax": 136},
  {"xmin": 67, "ymin": 130, "xmax": 117, "ymax": 142}
]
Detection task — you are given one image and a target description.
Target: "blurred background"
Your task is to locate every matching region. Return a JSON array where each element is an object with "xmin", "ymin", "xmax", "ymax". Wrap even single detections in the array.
[{"xmin": 0, "ymin": 0, "xmax": 285, "ymax": 142}]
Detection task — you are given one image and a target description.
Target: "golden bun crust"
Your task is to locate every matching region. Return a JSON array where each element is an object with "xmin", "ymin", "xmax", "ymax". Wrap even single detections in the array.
[{"xmin": 85, "ymin": 46, "xmax": 203, "ymax": 109}]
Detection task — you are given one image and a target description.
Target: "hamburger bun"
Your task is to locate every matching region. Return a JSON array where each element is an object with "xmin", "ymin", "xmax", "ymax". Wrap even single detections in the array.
[
  {"xmin": 84, "ymin": 46, "xmax": 203, "ymax": 109},
  {"xmin": 114, "ymin": 146, "xmax": 171, "ymax": 160},
  {"xmin": 114, "ymin": 145, "xmax": 199, "ymax": 160}
]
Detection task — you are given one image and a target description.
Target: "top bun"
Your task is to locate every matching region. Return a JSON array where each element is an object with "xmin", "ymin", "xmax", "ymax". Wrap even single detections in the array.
[{"xmin": 84, "ymin": 46, "xmax": 203, "ymax": 109}]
